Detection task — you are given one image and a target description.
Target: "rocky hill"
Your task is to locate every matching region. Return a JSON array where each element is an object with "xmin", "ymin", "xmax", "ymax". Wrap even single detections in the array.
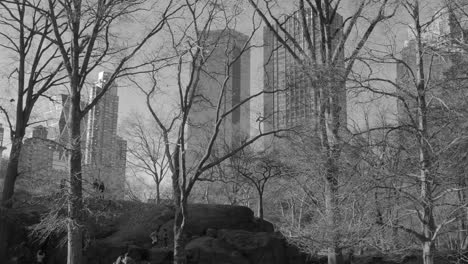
[{"xmin": 6, "ymin": 197, "xmax": 311, "ymax": 264}]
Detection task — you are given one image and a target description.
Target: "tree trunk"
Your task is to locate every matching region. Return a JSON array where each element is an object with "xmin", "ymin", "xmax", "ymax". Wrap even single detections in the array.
[
  {"xmin": 324, "ymin": 140, "xmax": 342, "ymax": 264},
  {"xmin": 156, "ymin": 182, "xmax": 161, "ymax": 204},
  {"xmin": 413, "ymin": 3, "xmax": 436, "ymax": 263},
  {"xmin": 204, "ymin": 186, "xmax": 210, "ymax": 204},
  {"xmin": 457, "ymin": 175, "xmax": 468, "ymax": 249},
  {"xmin": 173, "ymin": 198, "xmax": 187, "ymax": 264},
  {"xmin": 1, "ymin": 139, "xmax": 22, "ymax": 207},
  {"xmin": 0, "ymin": 137, "xmax": 23, "ymax": 260},
  {"xmin": 171, "ymin": 146, "xmax": 188, "ymax": 264},
  {"xmin": 422, "ymin": 241, "xmax": 434, "ymax": 264},
  {"xmin": 257, "ymin": 192, "xmax": 264, "ymax": 220},
  {"xmin": 298, "ymin": 194, "xmax": 305, "ymax": 231},
  {"xmin": 325, "ymin": 174, "xmax": 342, "ymax": 264},
  {"xmin": 67, "ymin": 93, "xmax": 84, "ymax": 264}
]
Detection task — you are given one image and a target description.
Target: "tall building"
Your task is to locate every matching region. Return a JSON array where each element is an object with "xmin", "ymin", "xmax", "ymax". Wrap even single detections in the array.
[
  {"xmin": 18, "ymin": 125, "xmax": 67, "ymax": 194},
  {"xmin": 263, "ymin": 9, "xmax": 346, "ymax": 133},
  {"xmin": 396, "ymin": 3, "xmax": 468, "ymax": 124},
  {"xmin": 187, "ymin": 30, "xmax": 250, "ymax": 162},
  {"xmin": 17, "ymin": 72, "xmax": 127, "ymax": 199},
  {"xmin": 83, "ymin": 72, "xmax": 127, "ymax": 199}
]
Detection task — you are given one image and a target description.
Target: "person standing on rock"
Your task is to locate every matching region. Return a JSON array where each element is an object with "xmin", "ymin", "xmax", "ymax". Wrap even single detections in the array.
[{"xmin": 98, "ymin": 180, "xmax": 105, "ymax": 199}]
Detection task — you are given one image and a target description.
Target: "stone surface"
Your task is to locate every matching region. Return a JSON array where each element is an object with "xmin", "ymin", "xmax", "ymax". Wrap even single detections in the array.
[
  {"xmin": 217, "ymin": 229, "xmax": 287, "ymax": 264},
  {"xmin": 185, "ymin": 236, "xmax": 249, "ymax": 264},
  {"xmin": 127, "ymin": 245, "xmax": 147, "ymax": 261},
  {"xmin": 8, "ymin": 199, "xmax": 310, "ymax": 264},
  {"xmin": 147, "ymin": 247, "xmax": 172, "ymax": 263}
]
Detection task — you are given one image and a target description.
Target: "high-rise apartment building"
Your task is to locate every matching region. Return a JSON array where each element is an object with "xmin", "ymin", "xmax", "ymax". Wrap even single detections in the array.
[
  {"xmin": 263, "ymin": 10, "xmax": 346, "ymax": 133},
  {"xmin": 396, "ymin": 3, "xmax": 468, "ymax": 123},
  {"xmin": 18, "ymin": 72, "xmax": 127, "ymax": 199},
  {"xmin": 187, "ymin": 30, "xmax": 250, "ymax": 161},
  {"xmin": 84, "ymin": 72, "xmax": 127, "ymax": 199}
]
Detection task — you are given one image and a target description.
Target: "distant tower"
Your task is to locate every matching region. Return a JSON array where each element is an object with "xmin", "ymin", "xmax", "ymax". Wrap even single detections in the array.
[
  {"xmin": 187, "ymin": 30, "xmax": 251, "ymax": 159},
  {"xmin": 84, "ymin": 72, "xmax": 126, "ymax": 199},
  {"xmin": 263, "ymin": 9, "xmax": 346, "ymax": 133}
]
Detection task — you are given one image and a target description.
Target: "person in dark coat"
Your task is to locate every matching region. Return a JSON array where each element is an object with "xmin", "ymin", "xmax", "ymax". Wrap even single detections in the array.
[
  {"xmin": 92, "ymin": 178, "xmax": 99, "ymax": 192},
  {"xmin": 98, "ymin": 180, "xmax": 105, "ymax": 199},
  {"xmin": 36, "ymin": 249, "xmax": 46, "ymax": 264}
]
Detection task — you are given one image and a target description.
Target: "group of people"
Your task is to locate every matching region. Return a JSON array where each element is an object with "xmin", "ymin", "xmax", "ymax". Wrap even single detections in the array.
[{"xmin": 92, "ymin": 178, "xmax": 105, "ymax": 198}]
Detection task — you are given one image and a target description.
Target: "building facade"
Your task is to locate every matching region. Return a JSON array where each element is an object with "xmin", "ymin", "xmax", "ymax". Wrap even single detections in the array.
[
  {"xmin": 396, "ymin": 4, "xmax": 468, "ymax": 124},
  {"xmin": 18, "ymin": 125, "xmax": 67, "ymax": 194},
  {"xmin": 18, "ymin": 72, "xmax": 127, "ymax": 199},
  {"xmin": 187, "ymin": 30, "xmax": 250, "ymax": 164},
  {"xmin": 263, "ymin": 9, "xmax": 346, "ymax": 133},
  {"xmin": 83, "ymin": 72, "xmax": 127, "ymax": 199}
]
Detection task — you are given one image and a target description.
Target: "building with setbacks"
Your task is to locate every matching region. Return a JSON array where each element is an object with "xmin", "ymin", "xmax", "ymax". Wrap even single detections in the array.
[
  {"xmin": 17, "ymin": 72, "xmax": 127, "ymax": 199},
  {"xmin": 83, "ymin": 72, "xmax": 127, "ymax": 199},
  {"xmin": 186, "ymin": 30, "xmax": 251, "ymax": 167},
  {"xmin": 262, "ymin": 9, "xmax": 346, "ymax": 135}
]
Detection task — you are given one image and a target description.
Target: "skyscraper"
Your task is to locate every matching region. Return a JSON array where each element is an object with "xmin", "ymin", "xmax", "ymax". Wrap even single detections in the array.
[
  {"xmin": 84, "ymin": 72, "xmax": 127, "ymax": 199},
  {"xmin": 187, "ymin": 30, "xmax": 250, "ymax": 161},
  {"xmin": 16, "ymin": 72, "xmax": 127, "ymax": 198},
  {"xmin": 263, "ymin": 9, "xmax": 346, "ymax": 133},
  {"xmin": 396, "ymin": 3, "xmax": 468, "ymax": 123}
]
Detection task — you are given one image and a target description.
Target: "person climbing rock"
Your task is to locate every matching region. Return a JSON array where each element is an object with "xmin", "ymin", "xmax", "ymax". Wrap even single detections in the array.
[{"xmin": 98, "ymin": 180, "xmax": 105, "ymax": 199}]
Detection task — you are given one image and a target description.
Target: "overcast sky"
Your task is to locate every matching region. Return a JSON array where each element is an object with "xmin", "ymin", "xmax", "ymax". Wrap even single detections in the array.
[{"xmin": 0, "ymin": 0, "xmax": 445, "ymax": 150}]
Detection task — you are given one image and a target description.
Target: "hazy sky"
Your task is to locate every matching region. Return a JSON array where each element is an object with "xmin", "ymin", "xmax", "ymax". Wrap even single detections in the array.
[
  {"xmin": 0, "ymin": 0, "xmax": 445, "ymax": 150},
  {"xmin": 117, "ymin": 0, "xmax": 444, "ymax": 133}
]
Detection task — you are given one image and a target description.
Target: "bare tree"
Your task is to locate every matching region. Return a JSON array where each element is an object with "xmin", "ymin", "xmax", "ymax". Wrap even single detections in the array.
[
  {"xmin": 0, "ymin": 0, "xmax": 66, "ymax": 259},
  {"xmin": 248, "ymin": 1, "xmax": 396, "ymax": 263},
  {"xmin": 122, "ymin": 113, "xmax": 169, "ymax": 204},
  {"xmin": 133, "ymin": 1, "xmax": 289, "ymax": 262},
  {"xmin": 230, "ymin": 148, "xmax": 284, "ymax": 220},
  {"xmin": 38, "ymin": 1, "xmax": 181, "ymax": 263},
  {"xmin": 349, "ymin": 1, "xmax": 468, "ymax": 263}
]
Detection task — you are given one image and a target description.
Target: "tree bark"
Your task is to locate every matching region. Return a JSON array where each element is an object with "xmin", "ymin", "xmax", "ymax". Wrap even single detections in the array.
[
  {"xmin": 325, "ymin": 167, "xmax": 342, "ymax": 264},
  {"xmin": 258, "ymin": 192, "xmax": 264, "ymax": 220},
  {"xmin": 67, "ymin": 91, "xmax": 84, "ymax": 264},
  {"xmin": 0, "ymin": 135, "xmax": 24, "ymax": 260},
  {"xmin": 457, "ymin": 176, "xmax": 468, "ymax": 249},
  {"xmin": 156, "ymin": 182, "xmax": 161, "ymax": 205},
  {"xmin": 173, "ymin": 200, "xmax": 187, "ymax": 264},
  {"xmin": 414, "ymin": 2, "xmax": 435, "ymax": 262},
  {"xmin": 422, "ymin": 241, "xmax": 434, "ymax": 264},
  {"xmin": 171, "ymin": 146, "xmax": 188, "ymax": 264}
]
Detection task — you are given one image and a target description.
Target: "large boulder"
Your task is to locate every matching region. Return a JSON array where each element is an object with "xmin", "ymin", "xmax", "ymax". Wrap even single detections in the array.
[
  {"xmin": 217, "ymin": 229, "xmax": 288, "ymax": 264},
  {"xmin": 185, "ymin": 236, "xmax": 249, "ymax": 264},
  {"xmin": 9, "ymin": 199, "xmax": 311, "ymax": 264},
  {"xmin": 185, "ymin": 204, "xmax": 258, "ymax": 234},
  {"xmin": 152, "ymin": 204, "xmax": 272, "ymax": 248},
  {"xmin": 102, "ymin": 202, "xmax": 174, "ymax": 246},
  {"xmin": 147, "ymin": 247, "xmax": 173, "ymax": 264}
]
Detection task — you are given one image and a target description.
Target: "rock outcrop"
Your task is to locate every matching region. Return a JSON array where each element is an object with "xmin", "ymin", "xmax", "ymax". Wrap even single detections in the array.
[{"xmin": 8, "ymin": 199, "xmax": 309, "ymax": 264}]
